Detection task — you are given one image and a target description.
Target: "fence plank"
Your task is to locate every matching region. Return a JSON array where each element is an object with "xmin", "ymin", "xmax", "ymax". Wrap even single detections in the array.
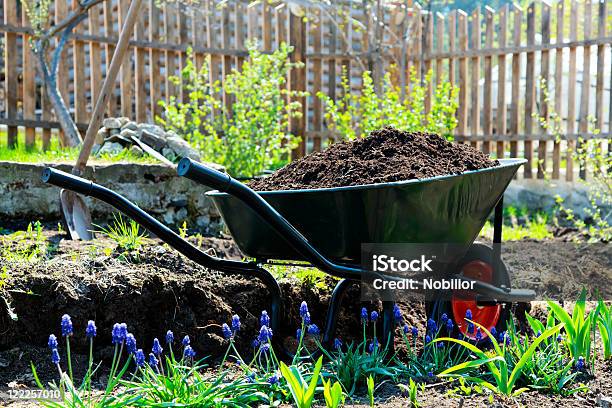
[
  {"xmin": 483, "ymin": 6, "xmax": 494, "ymax": 155},
  {"xmin": 312, "ymin": 7, "xmax": 323, "ymax": 152},
  {"xmin": 22, "ymin": 10, "xmax": 36, "ymax": 148},
  {"xmin": 538, "ymin": 1, "xmax": 551, "ymax": 179},
  {"xmin": 566, "ymin": 0, "xmax": 578, "ymax": 182},
  {"xmin": 424, "ymin": 12, "xmax": 433, "ymax": 112},
  {"xmin": 435, "ymin": 13, "xmax": 444, "ymax": 86},
  {"xmin": 164, "ymin": 4, "xmax": 178, "ymax": 107},
  {"xmin": 578, "ymin": 0, "xmax": 591, "ymax": 180},
  {"xmin": 149, "ymin": 0, "xmax": 162, "ymax": 119},
  {"xmin": 288, "ymin": 9, "xmax": 306, "ymax": 158},
  {"xmin": 262, "ymin": 2, "xmax": 272, "ymax": 50},
  {"xmin": 103, "ymin": 0, "xmax": 117, "ymax": 116},
  {"xmin": 496, "ymin": 5, "xmax": 508, "ymax": 160},
  {"xmin": 457, "ymin": 10, "xmax": 468, "ymax": 138},
  {"xmin": 134, "ymin": 5, "xmax": 146, "ymax": 122},
  {"xmin": 510, "ymin": 4, "xmax": 522, "ymax": 162},
  {"xmin": 56, "ymin": 0, "xmax": 70, "ymax": 144},
  {"xmin": 89, "ymin": 6, "xmax": 102, "ymax": 111},
  {"xmin": 595, "ymin": 0, "xmax": 606, "ymax": 131},
  {"xmin": 470, "ymin": 8, "xmax": 480, "ymax": 148},
  {"xmin": 552, "ymin": 1, "xmax": 563, "ymax": 179},
  {"xmin": 73, "ymin": 0, "xmax": 87, "ymax": 126},
  {"xmin": 207, "ymin": 0, "xmax": 220, "ymax": 118},
  {"xmin": 524, "ymin": 3, "xmax": 536, "ymax": 178},
  {"xmin": 3, "ymin": 0, "xmax": 18, "ymax": 147},
  {"xmin": 234, "ymin": 1, "xmax": 245, "ymax": 71},
  {"xmin": 448, "ymin": 11, "xmax": 456, "ymax": 87}
]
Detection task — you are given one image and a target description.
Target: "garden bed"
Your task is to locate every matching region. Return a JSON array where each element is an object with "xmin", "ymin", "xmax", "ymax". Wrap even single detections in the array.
[{"xmin": 0, "ymin": 231, "xmax": 610, "ymax": 407}]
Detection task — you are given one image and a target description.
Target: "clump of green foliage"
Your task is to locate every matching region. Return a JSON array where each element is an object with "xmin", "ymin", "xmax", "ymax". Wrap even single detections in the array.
[
  {"xmin": 318, "ymin": 68, "xmax": 459, "ymax": 141},
  {"xmin": 158, "ymin": 42, "xmax": 305, "ymax": 178},
  {"xmin": 480, "ymin": 206, "xmax": 553, "ymax": 241},
  {"xmin": 96, "ymin": 214, "xmax": 146, "ymax": 253},
  {"xmin": 1, "ymin": 221, "xmax": 47, "ymax": 262}
]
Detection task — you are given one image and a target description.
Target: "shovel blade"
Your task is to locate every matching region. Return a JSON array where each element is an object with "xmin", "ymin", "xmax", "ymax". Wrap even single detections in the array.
[{"xmin": 60, "ymin": 189, "xmax": 93, "ymax": 240}]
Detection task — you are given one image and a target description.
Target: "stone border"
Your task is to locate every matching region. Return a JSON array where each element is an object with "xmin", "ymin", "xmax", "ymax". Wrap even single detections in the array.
[{"xmin": 0, "ymin": 161, "xmax": 222, "ymax": 234}]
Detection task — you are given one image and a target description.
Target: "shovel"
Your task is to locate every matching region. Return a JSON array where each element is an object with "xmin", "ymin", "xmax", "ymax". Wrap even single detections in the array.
[{"xmin": 60, "ymin": 0, "xmax": 144, "ymax": 240}]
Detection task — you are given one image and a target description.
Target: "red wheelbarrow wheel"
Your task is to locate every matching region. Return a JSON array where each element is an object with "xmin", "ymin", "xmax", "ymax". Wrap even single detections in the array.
[{"xmin": 426, "ymin": 243, "xmax": 511, "ymax": 341}]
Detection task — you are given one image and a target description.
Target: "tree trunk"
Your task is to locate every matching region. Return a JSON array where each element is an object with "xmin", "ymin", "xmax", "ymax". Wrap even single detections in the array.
[{"xmin": 35, "ymin": 47, "xmax": 82, "ymax": 147}]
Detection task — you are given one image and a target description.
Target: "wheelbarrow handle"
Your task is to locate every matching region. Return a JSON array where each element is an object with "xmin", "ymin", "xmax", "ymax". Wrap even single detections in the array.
[
  {"xmin": 42, "ymin": 168, "xmax": 94, "ymax": 196},
  {"xmin": 177, "ymin": 158, "xmax": 232, "ymax": 192}
]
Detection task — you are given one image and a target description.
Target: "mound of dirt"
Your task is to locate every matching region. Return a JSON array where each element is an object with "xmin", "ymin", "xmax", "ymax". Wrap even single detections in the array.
[{"xmin": 250, "ymin": 127, "xmax": 499, "ymax": 191}]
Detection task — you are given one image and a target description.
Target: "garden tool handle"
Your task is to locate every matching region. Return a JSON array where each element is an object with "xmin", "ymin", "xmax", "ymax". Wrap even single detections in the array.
[
  {"xmin": 177, "ymin": 158, "xmax": 232, "ymax": 192},
  {"xmin": 42, "ymin": 168, "xmax": 94, "ymax": 196},
  {"xmin": 73, "ymin": 0, "xmax": 144, "ymax": 176}
]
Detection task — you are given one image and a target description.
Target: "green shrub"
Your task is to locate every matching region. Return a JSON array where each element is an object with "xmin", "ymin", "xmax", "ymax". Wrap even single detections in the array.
[
  {"xmin": 158, "ymin": 42, "xmax": 305, "ymax": 178},
  {"xmin": 318, "ymin": 68, "xmax": 459, "ymax": 141}
]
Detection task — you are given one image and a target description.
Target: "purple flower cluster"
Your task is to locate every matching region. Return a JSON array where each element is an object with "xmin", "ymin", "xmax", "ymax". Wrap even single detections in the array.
[{"xmin": 47, "ymin": 315, "xmax": 197, "ymax": 372}]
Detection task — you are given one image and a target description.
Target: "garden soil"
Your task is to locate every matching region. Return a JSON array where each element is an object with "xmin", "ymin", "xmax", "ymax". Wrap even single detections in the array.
[
  {"xmin": 0, "ymin": 234, "xmax": 610, "ymax": 407},
  {"xmin": 249, "ymin": 127, "xmax": 499, "ymax": 191}
]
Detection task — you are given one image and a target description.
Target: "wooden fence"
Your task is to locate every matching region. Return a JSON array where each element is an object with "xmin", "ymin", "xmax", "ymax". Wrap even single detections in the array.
[{"xmin": 1, "ymin": 0, "xmax": 610, "ymax": 180}]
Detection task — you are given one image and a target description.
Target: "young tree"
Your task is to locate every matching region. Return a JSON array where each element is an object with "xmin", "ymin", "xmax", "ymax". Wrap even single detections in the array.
[{"xmin": 21, "ymin": 0, "xmax": 106, "ymax": 147}]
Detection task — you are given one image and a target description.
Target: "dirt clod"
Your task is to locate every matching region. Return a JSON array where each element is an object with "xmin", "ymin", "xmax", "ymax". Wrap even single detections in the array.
[{"xmin": 250, "ymin": 127, "xmax": 499, "ymax": 191}]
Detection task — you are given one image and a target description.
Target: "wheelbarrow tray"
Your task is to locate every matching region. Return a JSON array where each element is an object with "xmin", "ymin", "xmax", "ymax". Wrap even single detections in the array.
[{"xmin": 207, "ymin": 158, "xmax": 526, "ymax": 262}]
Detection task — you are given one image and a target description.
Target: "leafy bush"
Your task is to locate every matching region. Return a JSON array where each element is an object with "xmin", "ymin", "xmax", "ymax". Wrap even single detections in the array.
[
  {"xmin": 318, "ymin": 68, "xmax": 459, "ymax": 141},
  {"xmin": 158, "ymin": 42, "xmax": 304, "ymax": 178}
]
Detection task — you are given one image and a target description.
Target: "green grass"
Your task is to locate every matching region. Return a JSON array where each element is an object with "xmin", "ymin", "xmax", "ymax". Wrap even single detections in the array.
[
  {"xmin": 480, "ymin": 206, "xmax": 553, "ymax": 241},
  {"xmin": 0, "ymin": 129, "xmax": 157, "ymax": 164}
]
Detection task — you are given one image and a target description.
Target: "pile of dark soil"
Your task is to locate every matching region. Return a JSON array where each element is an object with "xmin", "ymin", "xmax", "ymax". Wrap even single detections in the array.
[{"xmin": 250, "ymin": 127, "xmax": 499, "ymax": 191}]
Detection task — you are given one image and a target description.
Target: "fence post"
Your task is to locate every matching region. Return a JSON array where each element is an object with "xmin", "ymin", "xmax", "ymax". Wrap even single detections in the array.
[
  {"xmin": 4, "ymin": 0, "xmax": 18, "ymax": 148},
  {"xmin": 289, "ymin": 7, "xmax": 306, "ymax": 158}
]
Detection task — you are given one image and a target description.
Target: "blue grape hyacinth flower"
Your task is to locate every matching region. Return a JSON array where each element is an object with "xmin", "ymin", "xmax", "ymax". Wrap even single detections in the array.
[
  {"xmin": 118, "ymin": 323, "xmax": 128, "ymax": 341},
  {"xmin": 258, "ymin": 325, "xmax": 272, "ymax": 343},
  {"xmin": 441, "ymin": 313, "xmax": 448, "ymax": 323},
  {"xmin": 403, "ymin": 324, "xmax": 410, "ymax": 334},
  {"xmin": 411, "ymin": 326, "xmax": 418, "ymax": 337},
  {"xmin": 299, "ymin": 301, "xmax": 309, "ymax": 318},
  {"xmin": 148, "ymin": 353, "xmax": 159, "ymax": 367},
  {"xmin": 260, "ymin": 311, "xmax": 270, "ymax": 327},
  {"xmin": 134, "ymin": 349, "xmax": 145, "ymax": 367},
  {"xmin": 334, "ymin": 338, "xmax": 342, "ymax": 350},
  {"xmin": 465, "ymin": 309, "xmax": 473, "ymax": 320},
  {"xmin": 51, "ymin": 348, "xmax": 60, "ymax": 364},
  {"xmin": 126, "ymin": 333, "xmax": 137, "ymax": 354},
  {"xmin": 268, "ymin": 374, "xmax": 279, "ymax": 385},
  {"xmin": 425, "ymin": 335, "xmax": 432, "ymax": 344},
  {"xmin": 152, "ymin": 338, "xmax": 163, "ymax": 355},
  {"xmin": 48, "ymin": 334, "xmax": 58, "ymax": 350},
  {"xmin": 231, "ymin": 315, "xmax": 241, "ymax": 333},
  {"xmin": 303, "ymin": 312, "xmax": 311, "ymax": 325},
  {"xmin": 370, "ymin": 311, "xmax": 379, "ymax": 322},
  {"xmin": 166, "ymin": 330, "xmax": 174, "ymax": 344},
  {"xmin": 427, "ymin": 318, "xmax": 437, "ymax": 334},
  {"xmin": 61, "ymin": 314, "xmax": 73, "ymax": 337},
  {"xmin": 184, "ymin": 345, "xmax": 196, "ymax": 359},
  {"xmin": 296, "ymin": 328, "xmax": 302, "ymax": 340},
  {"xmin": 576, "ymin": 356, "xmax": 585, "ymax": 370},
  {"xmin": 393, "ymin": 304, "xmax": 402, "ymax": 323},
  {"xmin": 222, "ymin": 323, "xmax": 233, "ymax": 339},
  {"xmin": 361, "ymin": 307, "xmax": 368, "ymax": 322},
  {"xmin": 446, "ymin": 318, "xmax": 454, "ymax": 333},
  {"xmin": 85, "ymin": 321, "xmax": 96, "ymax": 338},
  {"xmin": 307, "ymin": 324, "xmax": 320, "ymax": 336},
  {"xmin": 182, "ymin": 335, "xmax": 191, "ymax": 346}
]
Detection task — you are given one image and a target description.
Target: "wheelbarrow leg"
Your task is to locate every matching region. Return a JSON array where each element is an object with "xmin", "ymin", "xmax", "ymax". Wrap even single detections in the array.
[{"xmin": 322, "ymin": 279, "xmax": 355, "ymax": 347}]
